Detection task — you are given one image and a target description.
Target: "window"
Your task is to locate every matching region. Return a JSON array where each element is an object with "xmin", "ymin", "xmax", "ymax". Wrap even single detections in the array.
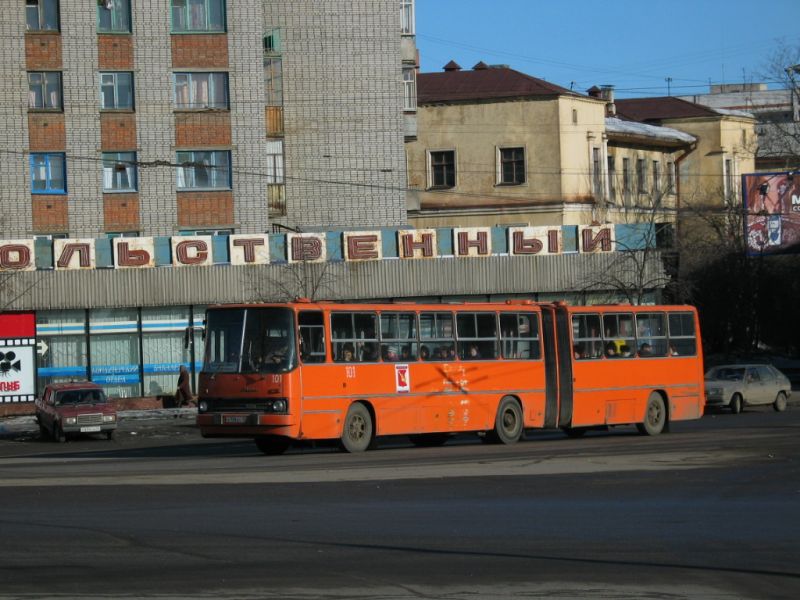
[
  {"xmin": 636, "ymin": 158, "xmax": 647, "ymax": 193},
  {"xmin": 331, "ymin": 312, "xmax": 378, "ymax": 362},
  {"xmin": 667, "ymin": 160, "xmax": 676, "ymax": 194},
  {"xmin": 263, "ymin": 28, "xmax": 281, "ymax": 54},
  {"xmin": 652, "ymin": 160, "xmax": 661, "ymax": 195},
  {"xmin": 498, "ymin": 147, "xmax": 525, "ymax": 185},
  {"xmin": 602, "ymin": 313, "xmax": 635, "ymax": 359},
  {"xmin": 176, "ymin": 150, "xmax": 231, "ymax": 190},
  {"xmin": 264, "ymin": 57, "xmax": 283, "ymax": 106},
  {"xmin": 668, "ymin": 312, "xmax": 696, "ymax": 356},
  {"xmin": 106, "ymin": 232, "xmax": 139, "ymax": 238},
  {"xmin": 419, "ymin": 312, "xmax": 454, "ymax": 361},
  {"xmin": 429, "ymin": 150, "xmax": 455, "ymax": 189},
  {"xmin": 500, "ymin": 313, "xmax": 540, "ymax": 359},
  {"xmin": 456, "ymin": 313, "xmax": 497, "ymax": 360},
  {"xmin": 180, "ymin": 228, "xmax": 232, "ymax": 236},
  {"xmin": 299, "ymin": 311, "xmax": 326, "ymax": 363},
  {"xmin": 171, "ymin": 0, "xmax": 225, "ymax": 32},
  {"xmin": 97, "ymin": 0, "xmax": 130, "ymax": 32},
  {"xmin": 379, "ymin": 312, "xmax": 417, "ymax": 361},
  {"xmin": 724, "ymin": 158, "xmax": 735, "ymax": 200},
  {"xmin": 622, "ymin": 157, "xmax": 631, "ymax": 200},
  {"xmin": 572, "ymin": 314, "xmax": 602, "ymax": 359},
  {"xmin": 100, "ymin": 72, "xmax": 134, "ymax": 109},
  {"xmin": 607, "ymin": 155, "xmax": 616, "ymax": 201},
  {"xmin": 30, "ymin": 153, "xmax": 66, "ymax": 194},
  {"xmin": 28, "ymin": 72, "xmax": 61, "ymax": 110},
  {"xmin": 265, "ymin": 140, "xmax": 284, "ymax": 184},
  {"xmin": 26, "ymin": 0, "xmax": 59, "ymax": 31},
  {"xmin": 102, "ymin": 152, "xmax": 137, "ymax": 192},
  {"xmin": 592, "ymin": 147, "xmax": 602, "ymax": 198},
  {"xmin": 401, "ymin": 0, "xmax": 415, "ymax": 34},
  {"xmin": 403, "ymin": 67, "xmax": 416, "ymax": 111},
  {"xmin": 174, "ymin": 72, "xmax": 228, "ymax": 109},
  {"xmin": 636, "ymin": 313, "xmax": 667, "ymax": 357}
]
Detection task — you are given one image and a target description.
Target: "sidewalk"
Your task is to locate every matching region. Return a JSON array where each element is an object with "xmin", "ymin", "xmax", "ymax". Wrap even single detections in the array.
[{"xmin": 0, "ymin": 407, "xmax": 197, "ymax": 439}]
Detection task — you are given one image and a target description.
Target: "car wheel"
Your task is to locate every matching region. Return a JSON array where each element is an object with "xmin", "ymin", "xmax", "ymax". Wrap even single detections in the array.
[
  {"xmin": 638, "ymin": 393, "xmax": 666, "ymax": 436},
  {"xmin": 254, "ymin": 435, "xmax": 291, "ymax": 455},
  {"xmin": 54, "ymin": 424, "xmax": 66, "ymax": 443},
  {"xmin": 106, "ymin": 430, "xmax": 115, "ymax": 441},
  {"xmin": 730, "ymin": 393, "xmax": 743, "ymax": 414},
  {"xmin": 773, "ymin": 392, "xmax": 788, "ymax": 413},
  {"xmin": 341, "ymin": 403, "xmax": 373, "ymax": 453}
]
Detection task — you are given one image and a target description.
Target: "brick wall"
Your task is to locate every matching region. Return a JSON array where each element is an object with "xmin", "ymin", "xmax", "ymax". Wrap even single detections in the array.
[
  {"xmin": 28, "ymin": 114, "xmax": 66, "ymax": 151},
  {"xmin": 172, "ymin": 35, "xmax": 229, "ymax": 68},
  {"xmin": 175, "ymin": 112, "xmax": 232, "ymax": 147},
  {"xmin": 97, "ymin": 34, "xmax": 134, "ymax": 70},
  {"xmin": 177, "ymin": 191, "xmax": 234, "ymax": 227},
  {"xmin": 103, "ymin": 193, "xmax": 140, "ymax": 230},
  {"xmin": 32, "ymin": 196, "xmax": 69, "ymax": 232},
  {"xmin": 25, "ymin": 33, "xmax": 62, "ymax": 69},
  {"xmin": 100, "ymin": 113, "xmax": 137, "ymax": 150}
]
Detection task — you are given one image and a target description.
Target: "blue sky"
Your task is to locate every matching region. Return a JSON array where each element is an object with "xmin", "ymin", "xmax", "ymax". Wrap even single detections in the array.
[{"xmin": 416, "ymin": 0, "xmax": 800, "ymax": 98}]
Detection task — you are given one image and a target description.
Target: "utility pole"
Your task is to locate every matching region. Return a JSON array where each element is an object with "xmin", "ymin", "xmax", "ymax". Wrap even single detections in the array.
[{"xmin": 665, "ymin": 77, "xmax": 673, "ymax": 96}]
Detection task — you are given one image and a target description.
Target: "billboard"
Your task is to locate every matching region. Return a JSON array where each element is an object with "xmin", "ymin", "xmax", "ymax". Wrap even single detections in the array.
[{"xmin": 743, "ymin": 172, "xmax": 800, "ymax": 255}]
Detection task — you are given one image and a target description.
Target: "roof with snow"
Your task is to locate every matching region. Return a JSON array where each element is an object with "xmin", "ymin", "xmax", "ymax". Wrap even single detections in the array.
[
  {"xmin": 605, "ymin": 117, "xmax": 696, "ymax": 146},
  {"xmin": 417, "ymin": 63, "xmax": 580, "ymax": 105}
]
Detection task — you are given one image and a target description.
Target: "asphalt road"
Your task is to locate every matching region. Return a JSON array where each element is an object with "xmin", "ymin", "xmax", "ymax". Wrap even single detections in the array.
[{"xmin": 0, "ymin": 406, "xmax": 798, "ymax": 599}]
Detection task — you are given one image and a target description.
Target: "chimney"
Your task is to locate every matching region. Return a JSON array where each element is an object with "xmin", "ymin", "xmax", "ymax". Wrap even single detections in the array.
[
  {"xmin": 601, "ymin": 85, "xmax": 616, "ymax": 117},
  {"xmin": 443, "ymin": 60, "xmax": 462, "ymax": 72}
]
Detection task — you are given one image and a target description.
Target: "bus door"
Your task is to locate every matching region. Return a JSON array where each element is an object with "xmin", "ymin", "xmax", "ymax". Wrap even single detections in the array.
[
  {"xmin": 540, "ymin": 307, "xmax": 560, "ymax": 428},
  {"xmin": 555, "ymin": 305, "xmax": 575, "ymax": 427}
]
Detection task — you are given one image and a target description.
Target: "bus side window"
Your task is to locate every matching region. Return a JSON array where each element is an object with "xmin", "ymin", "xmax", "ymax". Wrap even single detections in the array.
[
  {"xmin": 420, "ymin": 311, "xmax": 455, "ymax": 361},
  {"xmin": 331, "ymin": 311, "xmax": 378, "ymax": 362},
  {"xmin": 299, "ymin": 311, "xmax": 326, "ymax": 363},
  {"xmin": 500, "ymin": 312, "xmax": 540, "ymax": 359},
  {"xmin": 602, "ymin": 313, "xmax": 635, "ymax": 359},
  {"xmin": 572, "ymin": 313, "xmax": 602, "ymax": 359},
  {"xmin": 668, "ymin": 312, "xmax": 696, "ymax": 356},
  {"xmin": 636, "ymin": 313, "xmax": 668, "ymax": 357}
]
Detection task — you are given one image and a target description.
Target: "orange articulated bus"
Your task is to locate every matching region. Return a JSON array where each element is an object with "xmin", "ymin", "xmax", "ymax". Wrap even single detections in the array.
[{"xmin": 195, "ymin": 300, "xmax": 705, "ymax": 454}]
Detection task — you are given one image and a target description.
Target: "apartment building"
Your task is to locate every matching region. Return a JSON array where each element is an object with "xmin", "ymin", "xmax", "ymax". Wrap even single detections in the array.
[{"xmin": 1, "ymin": 0, "xmax": 411, "ymax": 240}]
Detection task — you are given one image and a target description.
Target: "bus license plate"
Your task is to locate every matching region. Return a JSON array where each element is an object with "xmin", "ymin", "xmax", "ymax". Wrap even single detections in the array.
[
  {"xmin": 223, "ymin": 414, "xmax": 249, "ymax": 425},
  {"xmin": 80, "ymin": 426, "xmax": 101, "ymax": 433}
]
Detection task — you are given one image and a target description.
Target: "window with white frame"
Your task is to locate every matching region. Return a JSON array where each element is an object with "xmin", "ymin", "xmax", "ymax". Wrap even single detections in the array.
[
  {"xmin": 176, "ymin": 150, "xmax": 231, "ymax": 190},
  {"xmin": 265, "ymin": 140, "xmax": 284, "ymax": 184},
  {"xmin": 100, "ymin": 72, "xmax": 134, "ymax": 109},
  {"xmin": 102, "ymin": 152, "xmax": 137, "ymax": 192},
  {"xmin": 401, "ymin": 0, "xmax": 415, "ymax": 34},
  {"xmin": 403, "ymin": 67, "xmax": 416, "ymax": 111},
  {"xmin": 97, "ymin": 0, "xmax": 130, "ymax": 32},
  {"xmin": 28, "ymin": 72, "xmax": 61, "ymax": 110},
  {"xmin": 498, "ymin": 147, "xmax": 525, "ymax": 185},
  {"xmin": 30, "ymin": 153, "xmax": 66, "ymax": 194},
  {"xmin": 592, "ymin": 147, "xmax": 602, "ymax": 198},
  {"xmin": 26, "ymin": 0, "xmax": 59, "ymax": 31},
  {"xmin": 174, "ymin": 72, "xmax": 229, "ymax": 109},
  {"xmin": 608, "ymin": 155, "xmax": 616, "ymax": 201},
  {"xmin": 429, "ymin": 150, "xmax": 455, "ymax": 189},
  {"xmin": 667, "ymin": 160, "xmax": 676, "ymax": 194},
  {"xmin": 724, "ymin": 157, "xmax": 736, "ymax": 200},
  {"xmin": 171, "ymin": 0, "xmax": 225, "ymax": 32}
]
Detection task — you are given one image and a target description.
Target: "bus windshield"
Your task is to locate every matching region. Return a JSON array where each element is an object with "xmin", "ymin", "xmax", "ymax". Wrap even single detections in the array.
[{"xmin": 204, "ymin": 307, "xmax": 296, "ymax": 374}]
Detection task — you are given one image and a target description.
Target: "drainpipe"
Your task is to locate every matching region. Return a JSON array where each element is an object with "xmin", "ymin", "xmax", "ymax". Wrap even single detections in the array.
[{"xmin": 674, "ymin": 140, "xmax": 697, "ymax": 275}]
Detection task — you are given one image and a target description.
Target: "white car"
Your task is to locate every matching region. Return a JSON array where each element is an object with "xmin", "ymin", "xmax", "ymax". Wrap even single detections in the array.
[{"xmin": 705, "ymin": 364, "xmax": 792, "ymax": 414}]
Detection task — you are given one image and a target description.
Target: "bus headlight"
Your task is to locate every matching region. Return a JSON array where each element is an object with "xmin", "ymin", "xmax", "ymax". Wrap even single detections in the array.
[
  {"xmin": 198, "ymin": 400, "xmax": 208, "ymax": 413},
  {"xmin": 272, "ymin": 399, "xmax": 287, "ymax": 413}
]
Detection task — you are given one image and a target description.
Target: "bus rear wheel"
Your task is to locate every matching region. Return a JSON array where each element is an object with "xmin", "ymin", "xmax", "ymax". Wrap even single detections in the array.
[
  {"xmin": 341, "ymin": 403, "xmax": 373, "ymax": 453},
  {"xmin": 636, "ymin": 393, "xmax": 666, "ymax": 436},
  {"xmin": 488, "ymin": 396, "xmax": 523, "ymax": 445},
  {"xmin": 254, "ymin": 435, "xmax": 291, "ymax": 455}
]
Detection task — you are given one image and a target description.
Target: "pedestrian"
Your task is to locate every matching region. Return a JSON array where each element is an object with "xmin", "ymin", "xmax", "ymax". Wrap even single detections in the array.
[{"xmin": 175, "ymin": 365, "xmax": 192, "ymax": 408}]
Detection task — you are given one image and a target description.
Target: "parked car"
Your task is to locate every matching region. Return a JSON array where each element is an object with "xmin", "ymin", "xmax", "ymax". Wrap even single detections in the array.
[
  {"xmin": 705, "ymin": 364, "xmax": 792, "ymax": 414},
  {"xmin": 35, "ymin": 382, "xmax": 117, "ymax": 442}
]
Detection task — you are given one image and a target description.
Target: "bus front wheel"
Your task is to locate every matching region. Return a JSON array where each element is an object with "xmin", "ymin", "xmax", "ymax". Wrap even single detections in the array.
[
  {"xmin": 254, "ymin": 435, "xmax": 291, "ymax": 455},
  {"xmin": 341, "ymin": 403, "xmax": 373, "ymax": 453},
  {"xmin": 636, "ymin": 393, "xmax": 667, "ymax": 436},
  {"xmin": 488, "ymin": 396, "xmax": 523, "ymax": 445}
]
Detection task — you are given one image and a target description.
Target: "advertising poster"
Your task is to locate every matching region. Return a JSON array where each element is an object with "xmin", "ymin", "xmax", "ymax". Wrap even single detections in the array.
[
  {"xmin": 0, "ymin": 312, "xmax": 37, "ymax": 402},
  {"xmin": 743, "ymin": 172, "xmax": 800, "ymax": 255}
]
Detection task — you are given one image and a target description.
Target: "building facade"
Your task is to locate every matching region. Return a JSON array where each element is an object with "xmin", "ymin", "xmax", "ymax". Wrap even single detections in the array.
[{"xmin": 1, "ymin": 0, "xmax": 410, "ymax": 239}]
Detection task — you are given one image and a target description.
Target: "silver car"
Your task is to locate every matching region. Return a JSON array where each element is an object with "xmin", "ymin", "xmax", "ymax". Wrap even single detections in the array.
[{"xmin": 705, "ymin": 364, "xmax": 792, "ymax": 414}]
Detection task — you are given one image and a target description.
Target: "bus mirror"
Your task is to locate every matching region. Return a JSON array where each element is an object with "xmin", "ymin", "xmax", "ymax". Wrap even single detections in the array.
[{"xmin": 184, "ymin": 326, "xmax": 206, "ymax": 348}]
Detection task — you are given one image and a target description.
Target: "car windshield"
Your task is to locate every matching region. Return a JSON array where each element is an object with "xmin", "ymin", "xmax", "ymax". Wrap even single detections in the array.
[
  {"xmin": 55, "ymin": 389, "xmax": 106, "ymax": 405},
  {"xmin": 203, "ymin": 307, "xmax": 296, "ymax": 374},
  {"xmin": 706, "ymin": 367, "xmax": 745, "ymax": 382}
]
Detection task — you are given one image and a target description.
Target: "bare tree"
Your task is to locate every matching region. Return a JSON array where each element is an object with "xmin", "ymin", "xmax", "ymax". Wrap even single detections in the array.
[
  {"xmin": 758, "ymin": 40, "xmax": 800, "ymax": 170},
  {"xmin": 244, "ymin": 259, "xmax": 337, "ymax": 303}
]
